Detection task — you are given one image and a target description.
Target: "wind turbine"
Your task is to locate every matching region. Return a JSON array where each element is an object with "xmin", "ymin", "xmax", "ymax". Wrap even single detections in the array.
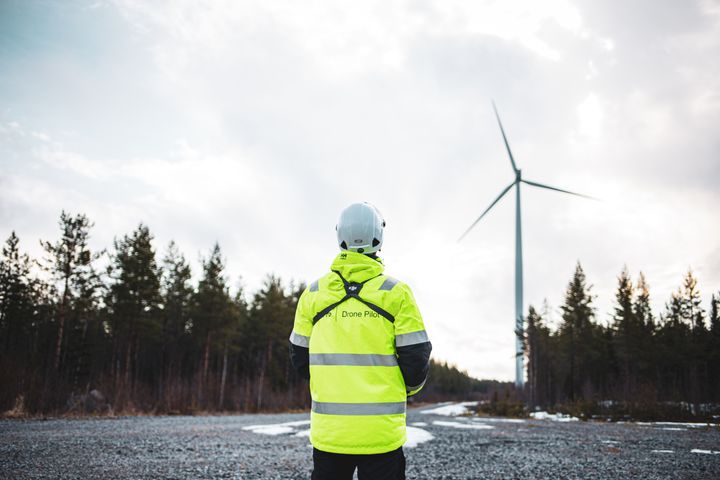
[{"xmin": 459, "ymin": 102, "xmax": 594, "ymax": 389}]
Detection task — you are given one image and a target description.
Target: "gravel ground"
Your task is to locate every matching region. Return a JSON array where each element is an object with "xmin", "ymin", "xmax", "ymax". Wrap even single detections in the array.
[{"xmin": 2, "ymin": 405, "xmax": 719, "ymax": 479}]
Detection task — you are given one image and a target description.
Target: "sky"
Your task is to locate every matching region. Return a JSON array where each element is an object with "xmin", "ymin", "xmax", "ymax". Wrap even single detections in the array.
[{"xmin": 1, "ymin": 0, "xmax": 719, "ymax": 381}]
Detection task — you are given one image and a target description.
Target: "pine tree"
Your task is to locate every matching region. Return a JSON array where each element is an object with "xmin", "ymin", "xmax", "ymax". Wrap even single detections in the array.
[
  {"xmin": 191, "ymin": 243, "xmax": 234, "ymax": 407},
  {"xmin": 65, "ymin": 256, "xmax": 103, "ymax": 392},
  {"xmin": 40, "ymin": 212, "xmax": 99, "ymax": 372},
  {"xmin": 679, "ymin": 270, "xmax": 707, "ymax": 402},
  {"xmin": 557, "ymin": 262, "xmax": 598, "ymax": 402},
  {"xmin": 244, "ymin": 275, "xmax": 297, "ymax": 410},
  {"xmin": 678, "ymin": 269, "xmax": 706, "ymax": 331},
  {"xmin": 611, "ymin": 267, "xmax": 635, "ymax": 400},
  {"xmin": 710, "ymin": 293, "xmax": 720, "ymax": 400},
  {"xmin": 634, "ymin": 272, "xmax": 654, "ymax": 328},
  {"xmin": 632, "ymin": 272, "xmax": 655, "ymax": 400},
  {"xmin": 218, "ymin": 282, "xmax": 248, "ymax": 410},
  {"xmin": 656, "ymin": 274, "xmax": 697, "ymax": 402},
  {"xmin": 610, "ymin": 267, "xmax": 655, "ymax": 402},
  {"xmin": 0, "ymin": 232, "xmax": 37, "ymax": 353},
  {"xmin": 526, "ymin": 305, "xmax": 554, "ymax": 407},
  {"xmin": 107, "ymin": 224, "xmax": 162, "ymax": 401},
  {"xmin": 159, "ymin": 241, "xmax": 193, "ymax": 407},
  {"xmin": 711, "ymin": 294, "xmax": 720, "ymax": 334}
]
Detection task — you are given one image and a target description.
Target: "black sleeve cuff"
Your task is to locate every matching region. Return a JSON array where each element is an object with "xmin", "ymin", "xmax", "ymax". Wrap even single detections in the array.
[
  {"xmin": 289, "ymin": 341, "xmax": 310, "ymax": 380},
  {"xmin": 397, "ymin": 341, "xmax": 432, "ymax": 389}
]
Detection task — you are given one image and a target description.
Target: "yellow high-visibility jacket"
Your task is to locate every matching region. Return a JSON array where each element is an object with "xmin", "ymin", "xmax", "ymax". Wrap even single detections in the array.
[{"xmin": 289, "ymin": 251, "xmax": 432, "ymax": 454}]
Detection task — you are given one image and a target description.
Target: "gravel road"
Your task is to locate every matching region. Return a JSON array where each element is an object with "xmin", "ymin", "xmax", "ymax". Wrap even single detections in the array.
[{"xmin": 2, "ymin": 405, "xmax": 719, "ymax": 479}]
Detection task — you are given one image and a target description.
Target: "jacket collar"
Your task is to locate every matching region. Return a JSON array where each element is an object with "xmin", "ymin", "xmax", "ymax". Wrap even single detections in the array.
[{"xmin": 330, "ymin": 251, "xmax": 384, "ymax": 283}]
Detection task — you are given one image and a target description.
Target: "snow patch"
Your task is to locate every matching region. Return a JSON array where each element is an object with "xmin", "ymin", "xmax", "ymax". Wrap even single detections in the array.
[
  {"xmin": 473, "ymin": 417, "xmax": 525, "ymax": 423},
  {"xmin": 243, "ymin": 425, "xmax": 295, "ymax": 435},
  {"xmin": 653, "ymin": 421, "xmax": 717, "ymax": 428},
  {"xmin": 405, "ymin": 426, "xmax": 434, "ymax": 448},
  {"xmin": 243, "ymin": 419, "xmax": 310, "ymax": 436},
  {"xmin": 433, "ymin": 420, "xmax": 494, "ymax": 430},
  {"xmin": 242, "ymin": 419, "xmax": 436, "ymax": 450},
  {"xmin": 691, "ymin": 449, "xmax": 720, "ymax": 454},
  {"xmin": 278, "ymin": 420, "xmax": 313, "ymax": 427},
  {"xmin": 529, "ymin": 411, "xmax": 579, "ymax": 422},
  {"xmin": 420, "ymin": 401, "xmax": 477, "ymax": 416},
  {"xmin": 635, "ymin": 421, "xmax": 717, "ymax": 428}
]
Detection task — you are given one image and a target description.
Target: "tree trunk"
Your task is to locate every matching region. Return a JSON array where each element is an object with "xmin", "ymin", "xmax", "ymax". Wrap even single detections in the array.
[
  {"xmin": 0, "ymin": 284, "xmax": 9, "ymax": 350},
  {"xmin": 124, "ymin": 338, "xmax": 132, "ymax": 389},
  {"xmin": 219, "ymin": 340, "xmax": 228, "ymax": 409},
  {"xmin": 530, "ymin": 337, "xmax": 537, "ymax": 407},
  {"xmin": 256, "ymin": 349, "xmax": 268, "ymax": 411},
  {"xmin": 160, "ymin": 315, "xmax": 168, "ymax": 405},
  {"xmin": 54, "ymin": 276, "xmax": 70, "ymax": 370},
  {"xmin": 132, "ymin": 335, "xmax": 139, "ymax": 399},
  {"xmin": 198, "ymin": 331, "xmax": 211, "ymax": 407},
  {"xmin": 203, "ymin": 332, "xmax": 211, "ymax": 382},
  {"xmin": 569, "ymin": 325, "xmax": 576, "ymax": 402},
  {"xmin": 243, "ymin": 377, "xmax": 251, "ymax": 411}
]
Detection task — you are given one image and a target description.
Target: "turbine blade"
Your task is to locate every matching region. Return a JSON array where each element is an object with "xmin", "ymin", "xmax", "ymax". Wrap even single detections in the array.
[
  {"xmin": 458, "ymin": 181, "xmax": 516, "ymax": 242},
  {"xmin": 521, "ymin": 179, "xmax": 597, "ymax": 200},
  {"xmin": 492, "ymin": 101, "xmax": 519, "ymax": 173}
]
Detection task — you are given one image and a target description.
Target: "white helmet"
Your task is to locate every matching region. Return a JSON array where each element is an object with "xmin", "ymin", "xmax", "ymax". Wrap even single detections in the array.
[{"xmin": 336, "ymin": 202, "xmax": 385, "ymax": 254}]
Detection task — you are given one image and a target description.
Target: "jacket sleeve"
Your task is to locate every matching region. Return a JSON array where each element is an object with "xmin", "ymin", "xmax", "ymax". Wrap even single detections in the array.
[
  {"xmin": 289, "ymin": 288, "xmax": 313, "ymax": 380},
  {"xmin": 394, "ymin": 284, "xmax": 432, "ymax": 396}
]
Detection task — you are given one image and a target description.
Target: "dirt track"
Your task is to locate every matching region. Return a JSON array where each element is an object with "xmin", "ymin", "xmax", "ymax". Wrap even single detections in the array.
[{"xmin": 2, "ymin": 405, "xmax": 719, "ymax": 479}]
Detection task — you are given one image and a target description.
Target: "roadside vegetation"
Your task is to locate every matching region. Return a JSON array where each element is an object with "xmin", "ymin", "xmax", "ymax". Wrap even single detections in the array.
[
  {"xmin": 0, "ymin": 211, "xmax": 487, "ymax": 417},
  {"xmin": 1, "ymin": 211, "xmax": 718, "ymax": 420},
  {"xmin": 524, "ymin": 264, "xmax": 720, "ymax": 422}
]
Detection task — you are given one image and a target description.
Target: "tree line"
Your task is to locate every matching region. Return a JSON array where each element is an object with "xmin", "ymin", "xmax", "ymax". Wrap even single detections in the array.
[
  {"xmin": 525, "ymin": 263, "xmax": 720, "ymax": 419},
  {"xmin": 0, "ymin": 211, "xmax": 485, "ymax": 416}
]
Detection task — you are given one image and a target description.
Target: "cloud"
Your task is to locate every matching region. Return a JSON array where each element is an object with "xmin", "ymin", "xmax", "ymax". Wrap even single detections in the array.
[
  {"xmin": 1, "ymin": 0, "xmax": 718, "ymax": 380},
  {"xmin": 114, "ymin": 0, "xmax": 589, "ymax": 75}
]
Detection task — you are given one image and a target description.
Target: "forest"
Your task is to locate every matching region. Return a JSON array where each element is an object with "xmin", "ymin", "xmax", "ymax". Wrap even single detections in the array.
[
  {"xmin": 525, "ymin": 263, "xmax": 720, "ymax": 420},
  {"xmin": 0, "ymin": 211, "xmax": 489, "ymax": 415},
  {"xmin": 2, "ymin": 211, "xmax": 718, "ymax": 418}
]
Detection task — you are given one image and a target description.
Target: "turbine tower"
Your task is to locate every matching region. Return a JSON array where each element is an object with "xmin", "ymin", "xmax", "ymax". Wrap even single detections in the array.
[{"xmin": 459, "ymin": 102, "xmax": 593, "ymax": 389}]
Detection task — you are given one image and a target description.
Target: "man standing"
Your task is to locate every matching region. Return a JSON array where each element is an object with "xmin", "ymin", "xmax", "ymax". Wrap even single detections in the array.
[{"xmin": 289, "ymin": 202, "xmax": 432, "ymax": 480}]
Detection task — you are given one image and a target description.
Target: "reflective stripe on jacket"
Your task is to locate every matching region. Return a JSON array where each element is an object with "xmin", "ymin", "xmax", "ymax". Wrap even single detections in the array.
[{"xmin": 289, "ymin": 251, "xmax": 431, "ymax": 455}]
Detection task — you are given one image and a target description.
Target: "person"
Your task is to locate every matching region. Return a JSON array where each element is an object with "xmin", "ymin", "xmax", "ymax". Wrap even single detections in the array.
[{"xmin": 289, "ymin": 202, "xmax": 432, "ymax": 480}]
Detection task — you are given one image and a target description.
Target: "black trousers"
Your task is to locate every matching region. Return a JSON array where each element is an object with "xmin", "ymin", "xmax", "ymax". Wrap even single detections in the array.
[{"xmin": 311, "ymin": 447, "xmax": 406, "ymax": 480}]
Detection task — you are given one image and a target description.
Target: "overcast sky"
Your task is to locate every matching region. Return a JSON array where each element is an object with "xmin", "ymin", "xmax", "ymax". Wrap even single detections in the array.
[{"xmin": 2, "ymin": 0, "xmax": 719, "ymax": 381}]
